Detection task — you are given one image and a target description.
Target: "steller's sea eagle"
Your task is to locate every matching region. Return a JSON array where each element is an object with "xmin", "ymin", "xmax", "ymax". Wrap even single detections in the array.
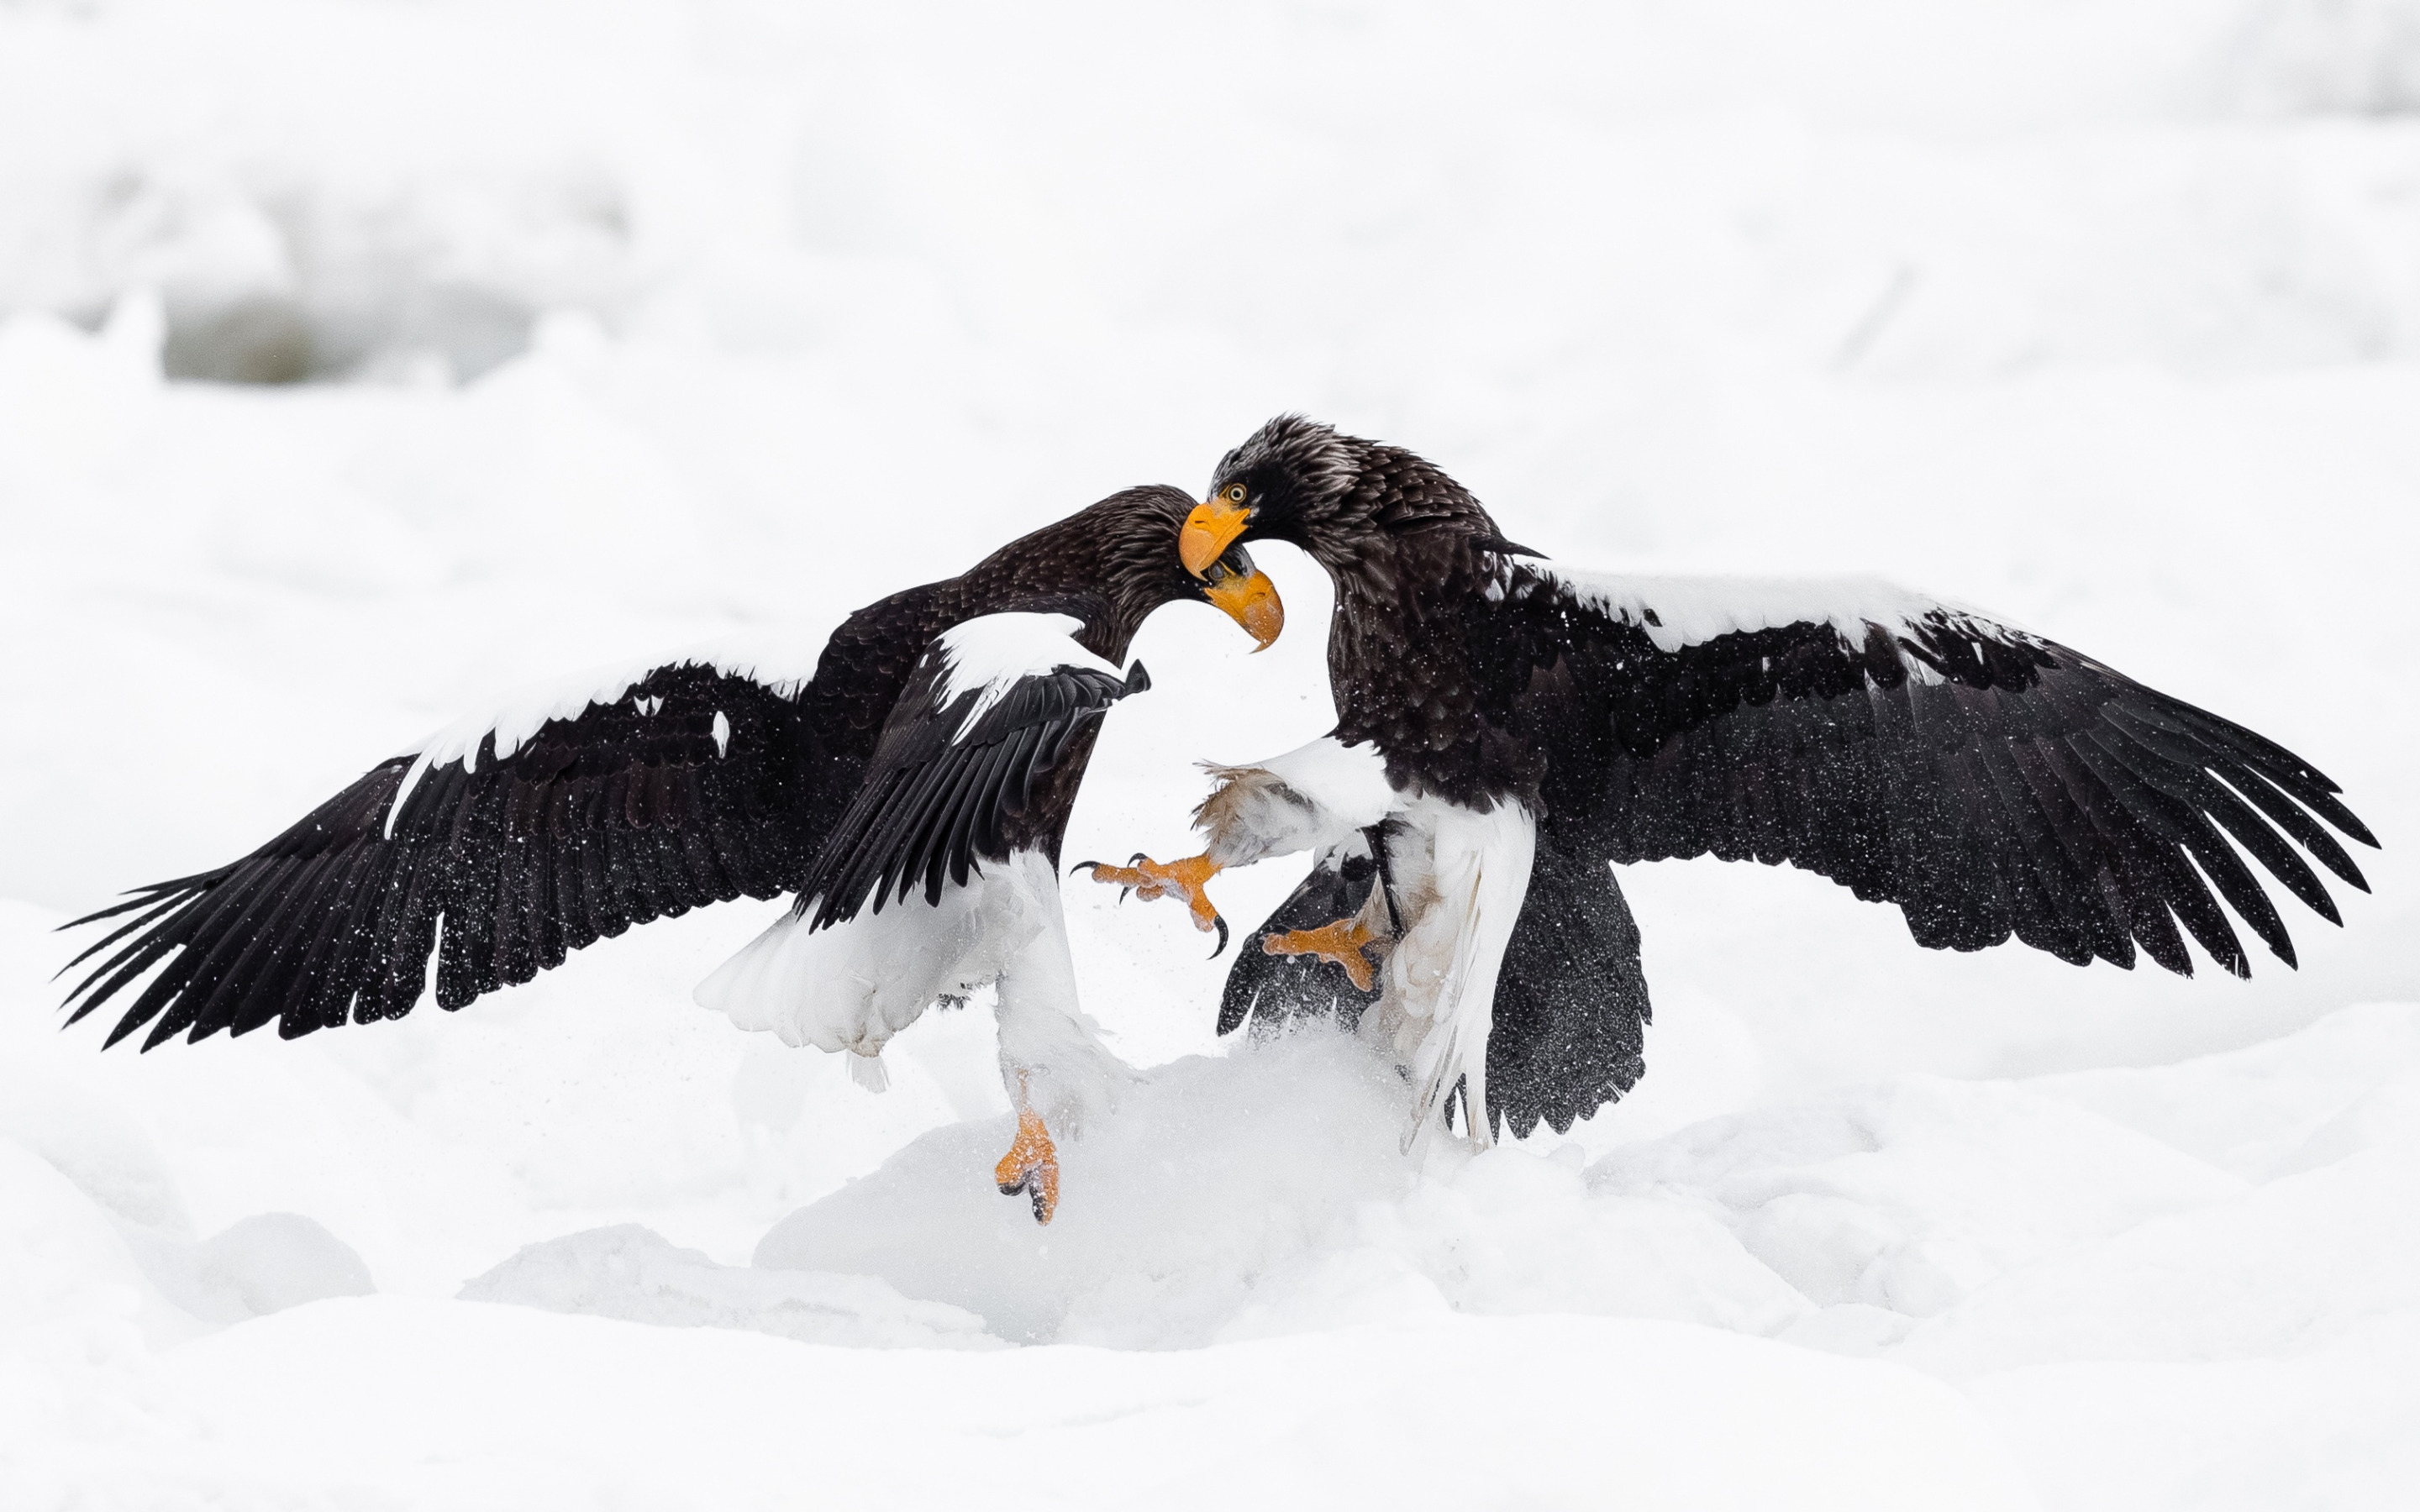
[
  {"xmin": 1093, "ymin": 417, "xmax": 2378, "ymax": 1147},
  {"xmin": 60, "ymin": 485, "xmax": 1283, "ymax": 1222}
]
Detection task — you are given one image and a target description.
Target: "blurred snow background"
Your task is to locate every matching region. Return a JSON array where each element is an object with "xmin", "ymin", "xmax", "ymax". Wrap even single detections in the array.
[{"xmin": 3, "ymin": 1, "xmax": 2418, "ymax": 1507}]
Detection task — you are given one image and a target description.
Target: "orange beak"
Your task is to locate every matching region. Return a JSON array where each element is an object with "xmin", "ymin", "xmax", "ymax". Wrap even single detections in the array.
[
  {"xmin": 1203, "ymin": 564, "xmax": 1284, "ymax": 651},
  {"xmin": 1180, "ymin": 497, "xmax": 1253, "ymax": 579}
]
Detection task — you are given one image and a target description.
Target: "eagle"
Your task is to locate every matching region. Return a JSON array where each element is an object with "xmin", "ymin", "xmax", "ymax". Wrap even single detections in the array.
[
  {"xmin": 1093, "ymin": 417, "xmax": 2378, "ymax": 1147},
  {"xmin": 58, "ymin": 485, "xmax": 1284, "ymax": 1223}
]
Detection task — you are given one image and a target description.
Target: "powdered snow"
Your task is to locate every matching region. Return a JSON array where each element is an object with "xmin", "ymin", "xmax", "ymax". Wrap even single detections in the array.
[{"xmin": 3, "ymin": 2, "xmax": 2417, "ymax": 1509}]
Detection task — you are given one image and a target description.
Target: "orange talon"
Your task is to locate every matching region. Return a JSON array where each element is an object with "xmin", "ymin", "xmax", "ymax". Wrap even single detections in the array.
[
  {"xmin": 1082, "ymin": 853, "xmax": 1225, "ymax": 936},
  {"xmin": 1264, "ymin": 916, "xmax": 1381, "ymax": 992},
  {"xmin": 993, "ymin": 1106, "xmax": 1060, "ymax": 1225}
]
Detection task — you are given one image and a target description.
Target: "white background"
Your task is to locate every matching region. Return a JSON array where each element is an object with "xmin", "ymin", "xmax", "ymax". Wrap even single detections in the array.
[{"xmin": 3, "ymin": 2, "xmax": 2417, "ymax": 1507}]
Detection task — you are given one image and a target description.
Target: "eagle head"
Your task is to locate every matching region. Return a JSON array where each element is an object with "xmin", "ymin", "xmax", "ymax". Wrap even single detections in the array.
[
  {"xmin": 1180, "ymin": 416, "xmax": 1365, "ymax": 575},
  {"xmin": 1182, "ymin": 416, "xmax": 1513, "ymax": 578},
  {"xmin": 1090, "ymin": 483, "xmax": 1286, "ymax": 651}
]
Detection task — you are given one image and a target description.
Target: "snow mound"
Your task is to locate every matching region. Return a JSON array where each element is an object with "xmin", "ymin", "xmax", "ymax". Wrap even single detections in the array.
[
  {"xmin": 755, "ymin": 1005, "xmax": 2420, "ymax": 1382},
  {"xmin": 187, "ymin": 1212, "xmax": 376, "ymax": 1319},
  {"xmin": 756, "ymin": 1027, "xmax": 1419, "ymax": 1345},
  {"xmin": 1598, "ymin": 1074, "xmax": 2246, "ymax": 1328},
  {"xmin": 0, "ymin": 1139, "xmax": 158, "ymax": 1349},
  {"xmin": 460, "ymin": 1224, "xmax": 995, "ymax": 1351},
  {"xmin": 755, "ymin": 1027, "xmax": 1817, "ymax": 1348},
  {"xmin": 1899, "ymin": 1005, "xmax": 2420, "ymax": 1374},
  {"xmin": 0, "ymin": 2, "xmax": 648, "ymax": 383},
  {"xmin": 1902, "ymin": 1142, "xmax": 2420, "ymax": 1373},
  {"xmin": 2023, "ymin": 1000, "xmax": 2420, "ymax": 1179}
]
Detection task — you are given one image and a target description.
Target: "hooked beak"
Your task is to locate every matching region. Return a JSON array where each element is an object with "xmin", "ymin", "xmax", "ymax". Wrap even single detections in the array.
[
  {"xmin": 1203, "ymin": 563, "xmax": 1284, "ymax": 652},
  {"xmin": 1181, "ymin": 497, "xmax": 1253, "ymax": 579}
]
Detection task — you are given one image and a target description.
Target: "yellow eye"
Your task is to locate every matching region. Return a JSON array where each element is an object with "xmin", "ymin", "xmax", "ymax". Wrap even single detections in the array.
[{"xmin": 1223, "ymin": 484, "xmax": 1246, "ymax": 504}]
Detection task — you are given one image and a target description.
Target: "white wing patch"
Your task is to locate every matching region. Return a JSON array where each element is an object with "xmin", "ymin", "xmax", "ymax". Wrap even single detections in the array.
[
  {"xmin": 934, "ymin": 612, "xmax": 1121, "ymax": 741},
  {"xmin": 1535, "ymin": 566, "xmax": 2039, "ymax": 659},
  {"xmin": 384, "ymin": 612, "xmax": 846, "ymax": 837},
  {"xmin": 711, "ymin": 710, "xmax": 731, "ymax": 757}
]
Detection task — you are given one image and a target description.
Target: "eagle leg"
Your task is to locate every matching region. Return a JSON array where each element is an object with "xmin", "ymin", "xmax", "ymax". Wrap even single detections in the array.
[
  {"xmin": 1076, "ymin": 853, "xmax": 1227, "ymax": 945},
  {"xmin": 992, "ymin": 1105, "xmax": 1060, "ymax": 1225},
  {"xmin": 1262, "ymin": 916, "xmax": 1382, "ymax": 993}
]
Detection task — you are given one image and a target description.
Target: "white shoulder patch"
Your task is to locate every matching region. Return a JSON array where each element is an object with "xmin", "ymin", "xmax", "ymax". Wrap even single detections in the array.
[
  {"xmin": 384, "ymin": 612, "xmax": 847, "ymax": 837},
  {"xmin": 1534, "ymin": 566, "xmax": 2036, "ymax": 657},
  {"xmin": 1255, "ymin": 737, "xmax": 1397, "ymax": 829},
  {"xmin": 934, "ymin": 612, "xmax": 1120, "ymax": 738}
]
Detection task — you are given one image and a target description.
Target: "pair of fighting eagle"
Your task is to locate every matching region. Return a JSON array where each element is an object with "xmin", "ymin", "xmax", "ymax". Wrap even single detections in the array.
[{"xmin": 60, "ymin": 417, "xmax": 2378, "ymax": 1222}]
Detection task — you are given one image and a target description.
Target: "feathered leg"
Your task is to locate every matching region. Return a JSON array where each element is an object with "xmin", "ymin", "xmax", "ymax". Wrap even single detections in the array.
[{"xmin": 989, "ymin": 885, "xmax": 1134, "ymax": 1224}]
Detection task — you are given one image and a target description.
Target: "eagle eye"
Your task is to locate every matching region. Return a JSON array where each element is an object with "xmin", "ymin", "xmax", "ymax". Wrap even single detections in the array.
[{"xmin": 1223, "ymin": 484, "xmax": 1247, "ymax": 504}]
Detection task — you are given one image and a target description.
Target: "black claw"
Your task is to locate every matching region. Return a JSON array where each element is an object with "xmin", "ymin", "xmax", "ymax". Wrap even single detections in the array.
[
  {"xmin": 1070, "ymin": 859, "xmax": 1102, "ymax": 877},
  {"xmin": 996, "ymin": 1168, "xmax": 1052, "ymax": 1223},
  {"xmin": 1128, "ymin": 852, "xmax": 1150, "ymax": 864},
  {"xmin": 1210, "ymin": 915, "xmax": 1230, "ymax": 959},
  {"xmin": 1118, "ymin": 887, "xmax": 1133, "ymax": 903}
]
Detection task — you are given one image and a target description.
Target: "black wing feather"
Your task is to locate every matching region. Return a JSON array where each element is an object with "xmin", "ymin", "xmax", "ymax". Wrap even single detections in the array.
[
  {"xmin": 1485, "ymin": 830, "xmax": 1651, "ymax": 1140},
  {"xmin": 1491, "ymin": 566, "xmax": 2375, "ymax": 980},
  {"xmin": 797, "ymin": 639, "xmax": 1146, "ymax": 931},
  {"xmin": 60, "ymin": 662, "xmax": 828, "ymax": 1047}
]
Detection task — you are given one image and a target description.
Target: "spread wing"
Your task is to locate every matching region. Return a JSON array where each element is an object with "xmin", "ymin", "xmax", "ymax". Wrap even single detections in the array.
[
  {"xmin": 1491, "ymin": 564, "xmax": 2378, "ymax": 978},
  {"xmin": 59, "ymin": 633, "xmax": 850, "ymax": 1049},
  {"xmin": 796, "ymin": 612, "xmax": 1147, "ymax": 929}
]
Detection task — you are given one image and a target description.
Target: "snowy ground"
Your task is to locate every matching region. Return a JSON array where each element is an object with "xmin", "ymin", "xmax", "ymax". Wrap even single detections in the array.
[{"xmin": 4, "ymin": 2, "xmax": 2419, "ymax": 1507}]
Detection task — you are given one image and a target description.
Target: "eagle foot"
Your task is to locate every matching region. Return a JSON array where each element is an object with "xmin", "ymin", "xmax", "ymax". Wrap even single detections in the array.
[
  {"xmin": 992, "ymin": 1106, "xmax": 1060, "ymax": 1225},
  {"xmin": 1263, "ymin": 916, "xmax": 1382, "ymax": 992},
  {"xmin": 1076, "ymin": 853, "xmax": 1228, "ymax": 957}
]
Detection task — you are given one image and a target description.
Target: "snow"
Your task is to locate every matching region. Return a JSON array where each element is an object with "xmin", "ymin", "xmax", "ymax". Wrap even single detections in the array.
[
  {"xmin": 460, "ymin": 1224, "xmax": 998, "ymax": 1350},
  {"xmin": 15, "ymin": 1300, "xmax": 2033, "ymax": 1511},
  {"xmin": 4, "ymin": 1, "xmax": 2418, "ymax": 1508}
]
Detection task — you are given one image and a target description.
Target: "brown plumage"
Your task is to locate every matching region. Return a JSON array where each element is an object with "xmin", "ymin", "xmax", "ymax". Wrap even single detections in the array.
[
  {"xmin": 59, "ymin": 485, "xmax": 1274, "ymax": 1050},
  {"xmin": 1183, "ymin": 416, "xmax": 2377, "ymax": 1139}
]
